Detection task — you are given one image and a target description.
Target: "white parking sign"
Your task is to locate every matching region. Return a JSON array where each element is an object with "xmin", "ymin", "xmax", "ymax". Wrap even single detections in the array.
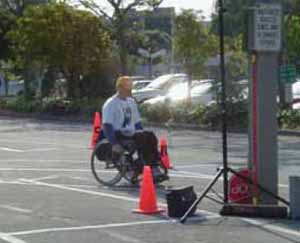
[{"xmin": 254, "ymin": 4, "xmax": 282, "ymax": 52}]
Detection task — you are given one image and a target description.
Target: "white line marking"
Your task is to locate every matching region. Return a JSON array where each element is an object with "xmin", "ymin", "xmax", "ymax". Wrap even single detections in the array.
[
  {"xmin": 172, "ymin": 171, "xmax": 219, "ymax": 180},
  {"xmin": 10, "ymin": 220, "xmax": 172, "ymax": 236},
  {"xmin": 9, "ymin": 215, "xmax": 219, "ymax": 237},
  {"xmin": 0, "ymin": 159, "xmax": 85, "ymax": 163},
  {"xmin": 242, "ymin": 218, "xmax": 300, "ymax": 238},
  {"xmin": 25, "ymin": 175, "xmax": 59, "ymax": 182},
  {"xmin": 64, "ymin": 176, "xmax": 92, "ymax": 182},
  {"xmin": 3, "ymin": 178, "xmax": 297, "ymax": 238},
  {"xmin": 0, "ymin": 147, "xmax": 24, "ymax": 153},
  {"xmin": 0, "ymin": 168, "xmax": 90, "ymax": 172},
  {"xmin": 24, "ymin": 148, "xmax": 59, "ymax": 152},
  {"xmin": 18, "ymin": 178, "xmax": 219, "ymax": 219},
  {"xmin": 0, "ymin": 233, "xmax": 28, "ymax": 243},
  {"xmin": 0, "ymin": 167, "xmax": 290, "ymax": 188},
  {"xmin": 175, "ymin": 164, "xmax": 222, "ymax": 169},
  {"xmin": 0, "ymin": 205, "xmax": 32, "ymax": 214},
  {"xmin": 0, "ymin": 180, "xmax": 28, "ymax": 185},
  {"xmin": 19, "ymin": 179, "xmax": 141, "ymax": 203}
]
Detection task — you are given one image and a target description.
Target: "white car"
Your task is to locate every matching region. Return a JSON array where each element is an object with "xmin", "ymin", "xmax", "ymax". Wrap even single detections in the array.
[
  {"xmin": 132, "ymin": 80, "xmax": 152, "ymax": 91},
  {"xmin": 143, "ymin": 80, "xmax": 215, "ymax": 107},
  {"xmin": 132, "ymin": 73, "xmax": 188, "ymax": 103}
]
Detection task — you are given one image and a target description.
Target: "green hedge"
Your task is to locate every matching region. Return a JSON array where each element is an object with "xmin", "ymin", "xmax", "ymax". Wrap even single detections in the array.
[
  {"xmin": 140, "ymin": 101, "xmax": 248, "ymax": 129},
  {"xmin": 0, "ymin": 96, "xmax": 106, "ymax": 116}
]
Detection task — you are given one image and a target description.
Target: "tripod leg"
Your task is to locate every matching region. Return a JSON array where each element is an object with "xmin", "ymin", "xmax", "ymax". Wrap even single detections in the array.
[{"xmin": 180, "ymin": 169, "xmax": 224, "ymax": 223}]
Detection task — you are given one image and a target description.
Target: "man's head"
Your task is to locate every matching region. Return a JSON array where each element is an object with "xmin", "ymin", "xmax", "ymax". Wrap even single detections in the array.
[{"xmin": 116, "ymin": 76, "xmax": 133, "ymax": 97}]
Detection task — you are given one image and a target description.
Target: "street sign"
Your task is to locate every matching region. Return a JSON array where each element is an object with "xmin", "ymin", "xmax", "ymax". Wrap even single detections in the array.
[
  {"xmin": 280, "ymin": 64, "xmax": 297, "ymax": 84},
  {"xmin": 254, "ymin": 4, "xmax": 282, "ymax": 52}
]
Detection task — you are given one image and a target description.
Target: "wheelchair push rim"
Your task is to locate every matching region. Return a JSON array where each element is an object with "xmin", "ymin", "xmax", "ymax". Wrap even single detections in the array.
[{"xmin": 91, "ymin": 142, "xmax": 123, "ymax": 186}]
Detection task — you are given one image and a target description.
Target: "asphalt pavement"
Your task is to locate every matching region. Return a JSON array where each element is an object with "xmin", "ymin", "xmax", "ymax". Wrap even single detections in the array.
[{"xmin": 0, "ymin": 116, "xmax": 299, "ymax": 243}]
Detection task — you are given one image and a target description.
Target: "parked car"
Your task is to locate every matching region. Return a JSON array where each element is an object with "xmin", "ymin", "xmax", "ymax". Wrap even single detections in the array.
[
  {"xmin": 143, "ymin": 80, "xmax": 215, "ymax": 107},
  {"xmin": 132, "ymin": 80, "xmax": 152, "ymax": 91},
  {"xmin": 132, "ymin": 73, "xmax": 188, "ymax": 103},
  {"xmin": 0, "ymin": 80, "xmax": 24, "ymax": 96}
]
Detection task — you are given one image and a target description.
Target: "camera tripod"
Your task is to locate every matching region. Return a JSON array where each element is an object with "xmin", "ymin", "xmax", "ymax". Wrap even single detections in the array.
[{"xmin": 180, "ymin": 0, "xmax": 289, "ymax": 223}]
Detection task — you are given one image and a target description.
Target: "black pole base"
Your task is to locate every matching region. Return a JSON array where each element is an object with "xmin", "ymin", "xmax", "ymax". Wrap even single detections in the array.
[{"xmin": 220, "ymin": 204, "xmax": 288, "ymax": 219}]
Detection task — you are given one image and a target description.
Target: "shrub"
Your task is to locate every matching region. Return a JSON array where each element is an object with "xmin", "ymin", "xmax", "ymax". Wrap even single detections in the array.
[
  {"xmin": 0, "ymin": 96, "xmax": 41, "ymax": 113},
  {"xmin": 278, "ymin": 109, "xmax": 300, "ymax": 129},
  {"xmin": 140, "ymin": 103, "xmax": 171, "ymax": 123}
]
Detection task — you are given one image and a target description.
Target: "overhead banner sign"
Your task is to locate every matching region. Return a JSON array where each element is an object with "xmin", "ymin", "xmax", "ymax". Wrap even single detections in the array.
[{"xmin": 254, "ymin": 4, "xmax": 282, "ymax": 52}]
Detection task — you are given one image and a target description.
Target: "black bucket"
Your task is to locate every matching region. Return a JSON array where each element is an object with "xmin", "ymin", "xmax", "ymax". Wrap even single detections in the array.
[{"xmin": 166, "ymin": 186, "xmax": 197, "ymax": 218}]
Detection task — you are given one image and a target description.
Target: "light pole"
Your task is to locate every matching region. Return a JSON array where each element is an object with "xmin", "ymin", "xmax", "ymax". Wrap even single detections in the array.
[{"xmin": 218, "ymin": 0, "xmax": 229, "ymax": 203}]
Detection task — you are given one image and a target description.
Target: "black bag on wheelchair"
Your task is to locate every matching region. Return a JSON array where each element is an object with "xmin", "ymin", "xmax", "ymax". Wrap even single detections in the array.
[
  {"xmin": 166, "ymin": 186, "xmax": 197, "ymax": 218},
  {"xmin": 95, "ymin": 142, "xmax": 112, "ymax": 161}
]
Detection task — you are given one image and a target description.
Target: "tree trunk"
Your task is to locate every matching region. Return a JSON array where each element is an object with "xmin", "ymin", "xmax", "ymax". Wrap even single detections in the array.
[
  {"xmin": 120, "ymin": 45, "xmax": 128, "ymax": 75},
  {"xmin": 66, "ymin": 73, "xmax": 80, "ymax": 99}
]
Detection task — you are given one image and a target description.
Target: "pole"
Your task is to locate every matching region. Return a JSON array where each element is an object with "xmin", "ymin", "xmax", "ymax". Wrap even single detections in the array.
[{"xmin": 218, "ymin": 0, "xmax": 228, "ymax": 203}]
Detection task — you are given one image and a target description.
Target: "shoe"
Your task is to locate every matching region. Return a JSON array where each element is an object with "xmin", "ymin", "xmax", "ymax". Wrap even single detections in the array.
[{"xmin": 152, "ymin": 166, "xmax": 169, "ymax": 184}]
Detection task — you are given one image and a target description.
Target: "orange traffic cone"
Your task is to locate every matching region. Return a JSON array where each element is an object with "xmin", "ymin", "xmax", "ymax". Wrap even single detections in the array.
[
  {"xmin": 90, "ymin": 112, "xmax": 101, "ymax": 149},
  {"xmin": 133, "ymin": 166, "xmax": 165, "ymax": 214},
  {"xmin": 160, "ymin": 137, "xmax": 173, "ymax": 169}
]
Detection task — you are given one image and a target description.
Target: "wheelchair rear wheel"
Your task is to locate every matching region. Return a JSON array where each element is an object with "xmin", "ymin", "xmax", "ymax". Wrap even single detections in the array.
[{"xmin": 91, "ymin": 141, "xmax": 123, "ymax": 186}]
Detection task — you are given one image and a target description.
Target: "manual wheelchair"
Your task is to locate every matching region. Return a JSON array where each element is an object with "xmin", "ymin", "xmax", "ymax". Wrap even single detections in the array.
[{"xmin": 91, "ymin": 134, "xmax": 169, "ymax": 186}]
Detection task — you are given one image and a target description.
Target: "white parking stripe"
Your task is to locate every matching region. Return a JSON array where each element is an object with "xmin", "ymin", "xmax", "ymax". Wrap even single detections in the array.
[
  {"xmin": 242, "ymin": 218, "xmax": 300, "ymax": 238},
  {"xmin": 0, "ymin": 159, "xmax": 85, "ymax": 163},
  {"xmin": 0, "ymin": 233, "xmax": 28, "ymax": 243},
  {"xmin": 0, "ymin": 147, "xmax": 24, "ymax": 153},
  {"xmin": 0, "ymin": 167, "xmax": 291, "ymax": 188},
  {"xmin": 0, "ymin": 168, "xmax": 90, "ymax": 172},
  {"xmin": 10, "ymin": 220, "xmax": 172, "ymax": 236},
  {"xmin": 0, "ymin": 205, "xmax": 32, "ymax": 214},
  {"xmin": 17, "ymin": 179, "xmax": 298, "ymax": 238},
  {"xmin": 26, "ymin": 175, "xmax": 59, "ymax": 182},
  {"xmin": 24, "ymin": 148, "xmax": 58, "ymax": 152},
  {"xmin": 9, "ymin": 215, "xmax": 219, "ymax": 237}
]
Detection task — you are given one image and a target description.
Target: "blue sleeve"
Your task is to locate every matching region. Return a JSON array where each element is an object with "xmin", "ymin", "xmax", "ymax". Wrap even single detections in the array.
[
  {"xmin": 135, "ymin": 122, "xmax": 143, "ymax": 130},
  {"xmin": 103, "ymin": 123, "xmax": 118, "ymax": 145}
]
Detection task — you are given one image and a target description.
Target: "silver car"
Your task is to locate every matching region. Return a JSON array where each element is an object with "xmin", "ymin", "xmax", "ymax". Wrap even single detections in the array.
[{"xmin": 132, "ymin": 73, "xmax": 187, "ymax": 103}]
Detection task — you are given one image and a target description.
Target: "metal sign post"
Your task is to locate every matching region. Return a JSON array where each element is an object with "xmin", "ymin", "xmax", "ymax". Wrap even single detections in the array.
[{"xmin": 248, "ymin": 1, "xmax": 282, "ymax": 204}]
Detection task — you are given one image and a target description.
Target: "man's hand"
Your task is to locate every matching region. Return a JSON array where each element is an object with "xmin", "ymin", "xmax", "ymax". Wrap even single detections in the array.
[{"xmin": 112, "ymin": 144, "xmax": 123, "ymax": 154}]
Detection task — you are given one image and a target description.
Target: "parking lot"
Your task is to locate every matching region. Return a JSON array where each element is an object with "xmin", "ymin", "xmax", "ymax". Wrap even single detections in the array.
[{"xmin": 0, "ymin": 116, "xmax": 299, "ymax": 243}]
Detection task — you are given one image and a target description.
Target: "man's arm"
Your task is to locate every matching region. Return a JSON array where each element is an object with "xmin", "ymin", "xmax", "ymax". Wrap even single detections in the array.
[
  {"xmin": 135, "ymin": 122, "xmax": 143, "ymax": 130},
  {"xmin": 103, "ymin": 123, "xmax": 118, "ymax": 145}
]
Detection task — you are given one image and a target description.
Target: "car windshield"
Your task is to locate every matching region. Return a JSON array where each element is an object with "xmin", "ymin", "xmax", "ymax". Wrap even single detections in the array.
[
  {"xmin": 147, "ymin": 75, "xmax": 173, "ymax": 89},
  {"xmin": 191, "ymin": 82, "xmax": 212, "ymax": 96},
  {"xmin": 166, "ymin": 82, "xmax": 189, "ymax": 98},
  {"xmin": 147, "ymin": 74, "xmax": 186, "ymax": 89}
]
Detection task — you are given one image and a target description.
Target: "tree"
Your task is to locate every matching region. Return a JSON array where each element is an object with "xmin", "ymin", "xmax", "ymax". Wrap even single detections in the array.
[
  {"xmin": 286, "ymin": 15, "xmax": 300, "ymax": 63},
  {"xmin": 174, "ymin": 10, "xmax": 218, "ymax": 78},
  {"xmin": 210, "ymin": 0, "xmax": 250, "ymax": 38},
  {"xmin": 8, "ymin": 2, "xmax": 111, "ymax": 98},
  {"xmin": 78, "ymin": 0, "xmax": 162, "ymax": 75},
  {"xmin": 0, "ymin": 0, "xmax": 45, "ymax": 17},
  {"xmin": 174, "ymin": 10, "xmax": 218, "ymax": 104},
  {"xmin": 0, "ymin": 8, "xmax": 15, "ymax": 60}
]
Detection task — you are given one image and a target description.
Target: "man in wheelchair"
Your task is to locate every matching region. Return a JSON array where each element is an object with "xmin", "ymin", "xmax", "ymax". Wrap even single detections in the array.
[{"xmin": 100, "ymin": 76, "xmax": 168, "ymax": 182}]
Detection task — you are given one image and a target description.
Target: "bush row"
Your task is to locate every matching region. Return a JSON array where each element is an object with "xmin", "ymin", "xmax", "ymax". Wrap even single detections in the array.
[
  {"xmin": 0, "ymin": 97, "xmax": 105, "ymax": 116},
  {"xmin": 140, "ymin": 101, "xmax": 249, "ymax": 130},
  {"xmin": 1, "ymin": 97, "xmax": 300, "ymax": 130}
]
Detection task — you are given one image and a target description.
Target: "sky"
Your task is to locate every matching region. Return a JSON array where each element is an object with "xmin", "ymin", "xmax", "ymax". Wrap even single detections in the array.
[
  {"xmin": 98, "ymin": 0, "xmax": 217, "ymax": 20},
  {"xmin": 160, "ymin": 0, "xmax": 216, "ymax": 19}
]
